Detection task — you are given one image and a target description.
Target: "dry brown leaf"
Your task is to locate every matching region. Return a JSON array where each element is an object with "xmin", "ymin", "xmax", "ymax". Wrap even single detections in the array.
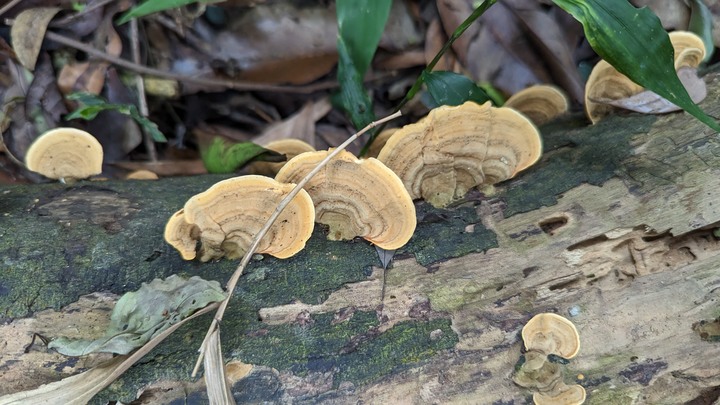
[
  {"xmin": 631, "ymin": 0, "xmax": 690, "ymax": 31},
  {"xmin": 203, "ymin": 329, "xmax": 234, "ymax": 404},
  {"xmin": 10, "ymin": 7, "xmax": 62, "ymax": 71},
  {"xmin": 425, "ymin": 18, "xmax": 456, "ymax": 72},
  {"xmin": 594, "ymin": 67, "xmax": 706, "ymax": 114},
  {"xmin": 211, "ymin": 3, "xmax": 338, "ymax": 85},
  {"xmin": 57, "ymin": 62, "xmax": 106, "ymax": 95},
  {"xmin": 253, "ymin": 98, "xmax": 332, "ymax": 147},
  {"xmin": 505, "ymin": 0, "xmax": 585, "ymax": 103},
  {"xmin": 0, "ymin": 303, "xmax": 219, "ymax": 404}
]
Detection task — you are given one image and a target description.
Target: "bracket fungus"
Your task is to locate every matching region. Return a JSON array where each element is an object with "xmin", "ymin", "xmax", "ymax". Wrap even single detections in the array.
[
  {"xmin": 249, "ymin": 139, "xmax": 316, "ymax": 176},
  {"xmin": 504, "ymin": 85, "xmax": 569, "ymax": 126},
  {"xmin": 514, "ymin": 313, "xmax": 585, "ymax": 405},
  {"xmin": 164, "ymin": 175, "xmax": 315, "ymax": 261},
  {"xmin": 376, "ymin": 101, "xmax": 542, "ymax": 208},
  {"xmin": 533, "ymin": 384, "xmax": 586, "ymax": 405},
  {"xmin": 275, "ymin": 149, "xmax": 416, "ymax": 250},
  {"xmin": 522, "ymin": 312, "xmax": 580, "ymax": 359},
  {"xmin": 585, "ymin": 31, "xmax": 706, "ymax": 124},
  {"xmin": 25, "ymin": 127, "xmax": 103, "ymax": 182}
]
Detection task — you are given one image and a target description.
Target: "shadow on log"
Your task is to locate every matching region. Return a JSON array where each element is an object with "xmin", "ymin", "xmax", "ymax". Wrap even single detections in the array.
[{"xmin": 2, "ymin": 73, "xmax": 720, "ymax": 404}]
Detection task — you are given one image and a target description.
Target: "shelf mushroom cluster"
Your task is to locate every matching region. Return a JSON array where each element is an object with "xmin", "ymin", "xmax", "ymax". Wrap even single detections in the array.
[
  {"xmin": 165, "ymin": 100, "xmax": 546, "ymax": 261},
  {"xmin": 165, "ymin": 150, "xmax": 417, "ymax": 261},
  {"xmin": 514, "ymin": 313, "xmax": 585, "ymax": 405},
  {"xmin": 585, "ymin": 31, "xmax": 706, "ymax": 124},
  {"xmin": 376, "ymin": 101, "xmax": 542, "ymax": 208}
]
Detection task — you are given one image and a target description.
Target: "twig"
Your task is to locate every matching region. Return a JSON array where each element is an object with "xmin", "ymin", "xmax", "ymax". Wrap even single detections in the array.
[
  {"xmin": 0, "ymin": 0, "xmax": 22, "ymax": 18},
  {"xmin": 191, "ymin": 110, "xmax": 403, "ymax": 377},
  {"xmin": 42, "ymin": 30, "xmax": 335, "ymax": 94},
  {"xmin": 129, "ymin": 18, "xmax": 157, "ymax": 161}
]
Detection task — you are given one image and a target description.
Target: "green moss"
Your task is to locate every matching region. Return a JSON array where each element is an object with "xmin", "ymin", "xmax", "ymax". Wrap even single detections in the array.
[
  {"xmin": 586, "ymin": 386, "xmax": 637, "ymax": 405},
  {"xmin": 91, "ymin": 309, "xmax": 457, "ymax": 403},
  {"xmin": 402, "ymin": 203, "xmax": 497, "ymax": 266},
  {"xmin": 501, "ymin": 113, "xmax": 656, "ymax": 216}
]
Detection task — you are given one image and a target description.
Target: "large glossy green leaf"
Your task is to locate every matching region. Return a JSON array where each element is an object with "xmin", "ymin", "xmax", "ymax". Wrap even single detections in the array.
[
  {"xmin": 48, "ymin": 275, "xmax": 226, "ymax": 356},
  {"xmin": 336, "ymin": 0, "xmax": 392, "ymax": 76},
  {"xmin": 332, "ymin": 38, "xmax": 377, "ymax": 130},
  {"xmin": 422, "ymin": 71, "xmax": 490, "ymax": 107},
  {"xmin": 552, "ymin": 0, "xmax": 720, "ymax": 132},
  {"xmin": 334, "ymin": 0, "xmax": 390, "ymax": 130}
]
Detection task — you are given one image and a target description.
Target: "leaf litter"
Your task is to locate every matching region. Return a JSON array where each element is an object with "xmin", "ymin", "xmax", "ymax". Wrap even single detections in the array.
[{"xmin": 2, "ymin": 0, "xmax": 720, "ymax": 402}]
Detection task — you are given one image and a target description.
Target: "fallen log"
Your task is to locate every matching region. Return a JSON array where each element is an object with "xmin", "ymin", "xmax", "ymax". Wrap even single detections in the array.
[{"xmin": 2, "ymin": 72, "xmax": 720, "ymax": 404}]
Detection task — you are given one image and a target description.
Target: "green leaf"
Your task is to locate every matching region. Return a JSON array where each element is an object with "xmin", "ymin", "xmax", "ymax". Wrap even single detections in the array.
[
  {"xmin": 200, "ymin": 137, "xmax": 271, "ymax": 174},
  {"xmin": 48, "ymin": 275, "xmax": 226, "ymax": 356},
  {"xmin": 66, "ymin": 92, "xmax": 167, "ymax": 142},
  {"xmin": 332, "ymin": 37, "xmax": 377, "ymax": 130},
  {"xmin": 333, "ymin": 0, "xmax": 390, "ymax": 130},
  {"xmin": 422, "ymin": 71, "xmax": 490, "ymax": 107},
  {"xmin": 116, "ymin": 0, "xmax": 222, "ymax": 25},
  {"xmin": 336, "ymin": 0, "xmax": 392, "ymax": 77},
  {"xmin": 689, "ymin": 0, "xmax": 715, "ymax": 63},
  {"xmin": 552, "ymin": 0, "xmax": 720, "ymax": 132}
]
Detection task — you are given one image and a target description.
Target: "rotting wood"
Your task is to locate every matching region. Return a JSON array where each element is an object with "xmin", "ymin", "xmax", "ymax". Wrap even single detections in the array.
[{"xmin": 2, "ymin": 74, "xmax": 720, "ymax": 404}]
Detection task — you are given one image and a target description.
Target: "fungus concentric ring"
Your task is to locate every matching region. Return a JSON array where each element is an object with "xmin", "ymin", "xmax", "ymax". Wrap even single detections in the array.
[
  {"xmin": 165, "ymin": 175, "xmax": 315, "ymax": 261},
  {"xmin": 275, "ymin": 149, "xmax": 416, "ymax": 250}
]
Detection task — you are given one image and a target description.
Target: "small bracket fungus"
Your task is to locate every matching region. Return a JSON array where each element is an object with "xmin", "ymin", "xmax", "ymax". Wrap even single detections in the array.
[
  {"xmin": 275, "ymin": 149, "xmax": 416, "ymax": 250},
  {"xmin": 533, "ymin": 384, "xmax": 586, "ymax": 405},
  {"xmin": 377, "ymin": 101, "xmax": 542, "ymax": 208},
  {"xmin": 504, "ymin": 85, "xmax": 569, "ymax": 126},
  {"xmin": 522, "ymin": 312, "xmax": 580, "ymax": 359},
  {"xmin": 25, "ymin": 127, "xmax": 103, "ymax": 182},
  {"xmin": 249, "ymin": 139, "xmax": 316, "ymax": 176},
  {"xmin": 366, "ymin": 128, "xmax": 398, "ymax": 158},
  {"xmin": 164, "ymin": 175, "xmax": 315, "ymax": 261},
  {"xmin": 514, "ymin": 313, "xmax": 585, "ymax": 405},
  {"xmin": 585, "ymin": 31, "xmax": 706, "ymax": 124}
]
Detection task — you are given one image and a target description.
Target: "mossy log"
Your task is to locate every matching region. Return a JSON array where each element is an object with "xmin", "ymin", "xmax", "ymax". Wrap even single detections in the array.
[{"xmin": 2, "ymin": 75, "xmax": 720, "ymax": 404}]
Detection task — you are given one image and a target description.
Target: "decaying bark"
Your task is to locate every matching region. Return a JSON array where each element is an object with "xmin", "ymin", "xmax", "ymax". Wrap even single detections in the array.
[{"xmin": 2, "ymin": 74, "xmax": 720, "ymax": 404}]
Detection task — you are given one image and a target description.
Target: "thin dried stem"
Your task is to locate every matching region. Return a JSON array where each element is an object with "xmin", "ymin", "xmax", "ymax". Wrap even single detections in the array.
[
  {"xmin": 191, "ymin": 110, "xmax": 402, "ymax": 377},
  {"xmin": 0, "ymin": 0, "xmax": 22, "ymax": 18},
  {"xmin": 129, "ymin": 18, "xmax": 157, "ymax": 162},
  {"xmin": 41, "ymin": 31, "xmax": 328, "ymax": 93}
]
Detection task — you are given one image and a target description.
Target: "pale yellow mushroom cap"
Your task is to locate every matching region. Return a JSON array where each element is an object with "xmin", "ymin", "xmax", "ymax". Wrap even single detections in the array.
[
  {"xmin": 275, "ymin": 149, "xmax": 416, "ymax": 250},
  {"xmin": 522, "ymin": 313, "xmax": 580, "ymax": 359},
  {"xmin": 670, "ymin": 31, "xmax": 706, "ymax": 69},
  {"xmin": 164, "ymin": 209, "xmax": 199, "ymax": 260},
  {"xmin": 505, "ymin": 85, "xmax": 569, "ymax": 126},
  {"xmin": 533, "ymin": 384, "xmax": 586, "ymax": 405},
  {"xmin": 165, "ymin": 175, "xmax": 315, "ymax": 261},
  {"xmin": 25, "ymin": 127, "xmax": 103, "ymax": 180},
  {"xmin": 248, "ymin": 139, "xmax": 316, "ymax": 176},
  {"xmin": 377, "ymin": 101, "xmax": 542, "ymax": 208},
  {"xmin": 125, "ymin": 169, "xmax": 159, "ymax": 180},
  {"xmin": 585, "ymin": 30, "xmax": 705, "ymax": 124}
]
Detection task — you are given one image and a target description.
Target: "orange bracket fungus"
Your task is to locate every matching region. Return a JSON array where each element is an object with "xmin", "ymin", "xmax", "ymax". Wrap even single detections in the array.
[
  {"xmin": 504, "ymin": 85, "xmax": 569, "ymax": 126},
  {"xmin": 514, "ymin": 313, "xmax": 585, "ymax": 405},
  {"xmin": 585, "ymin": 31, "xmax": 706, "ymax": 124},
  {"xmin": 248, "ymin": 138, "xmax": 316, "ymax": 176},
  {"xmin": 522, "ymin": 312, "xmax": 581, "ymax": 359},
  {"xmin": 275, "ymin": 149, "xmax": 416, "ymax": 250},
  {"xmin": 25, "ymin": 127, "xmax": 103, "ymax": 182},
  {"xmin": 377, "ymin": 101, "xmax": 542, "ymax": 208},
  {"xmin": 164, "ymin": 175, "xmax": 315, "ymax": 261}
]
